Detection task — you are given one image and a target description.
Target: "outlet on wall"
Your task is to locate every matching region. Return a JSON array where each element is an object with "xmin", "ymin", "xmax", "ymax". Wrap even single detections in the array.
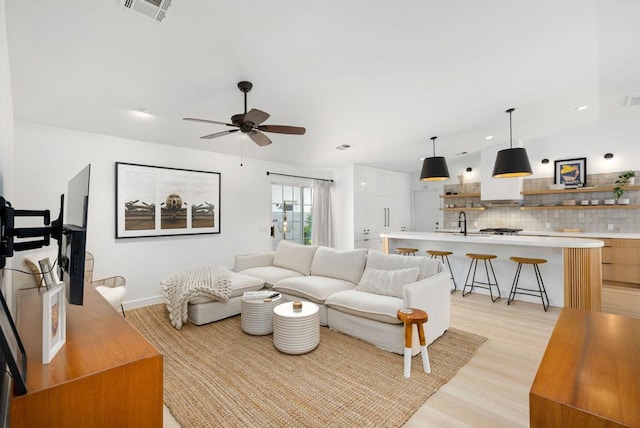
[
  {"xmin": 608, "ymin": 224, "xmax": 614, "ymax": 230},
  {"xmin": 473, "ymin": 222, "xmax": 478, "ymax": 228}
]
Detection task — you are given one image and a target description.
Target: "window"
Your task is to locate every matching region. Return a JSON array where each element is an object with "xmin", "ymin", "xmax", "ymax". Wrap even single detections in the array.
[{"xmin": 272, "ymin": 184, "xmax": 313, "ymax": 249}]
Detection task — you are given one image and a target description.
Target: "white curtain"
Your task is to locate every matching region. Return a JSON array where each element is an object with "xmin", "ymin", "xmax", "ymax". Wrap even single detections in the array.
[{"xmin": 311, "ymin": 180, "xmax": 333, "ymax": 247}]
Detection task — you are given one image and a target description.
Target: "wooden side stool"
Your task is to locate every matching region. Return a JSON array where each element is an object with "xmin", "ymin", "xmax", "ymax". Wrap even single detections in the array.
[
  {"xmin": 397, "ymin": 308, "xmax": 431, "ymax": 378},
  {"xmin": 463, "ymin": 253, "xmax": 501, "ymax": 302},
  {"xmin": 507, "ymin": 257, "xmax": 549, "ymax": 311},
  {"xmin": 426, "ymin": 250, "xmax": 457, "ymax": 292},
  {"xmin": 395, "ymin": 247, "xmax": 419, "ymax": 256}
]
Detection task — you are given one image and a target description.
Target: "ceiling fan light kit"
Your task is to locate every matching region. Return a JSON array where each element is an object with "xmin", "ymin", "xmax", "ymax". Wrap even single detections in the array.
[
  {"xmin": 492, "ymin": 108, "xmax": 533, "ymax": 178},
  {"xmin": 183, "ymin": 81, "xmax": 306, "ymax": 147},
  {"xmin": 420, "ymin": 136, "xmax": 450, "ymax": 181}
]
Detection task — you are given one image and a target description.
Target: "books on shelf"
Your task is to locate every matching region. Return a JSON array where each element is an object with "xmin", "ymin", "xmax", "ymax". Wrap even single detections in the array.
[{"xmin": 243, "ymin": 290, "xmax": 280, "ymax": 300}]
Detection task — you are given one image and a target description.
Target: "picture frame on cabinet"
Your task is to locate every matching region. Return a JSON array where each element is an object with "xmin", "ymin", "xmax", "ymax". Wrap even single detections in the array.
[
  {"xmin": 554, "ymin": 158, "xmax": 587, "ymax": 188},
  {"xmin": 42, "ymin": 283, "xmax": 66, "ymax": 364}
]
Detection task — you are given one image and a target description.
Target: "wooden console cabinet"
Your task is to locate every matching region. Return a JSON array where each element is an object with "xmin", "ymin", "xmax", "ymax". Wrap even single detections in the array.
[
  {"xmin": 11, "ymin": 286, "xmax": 163, "ymax": 427},
  {"xmin": 530, "ymin": 307, "xmax": 640, "ymax": 427},
  {"xmin": 601, "ymin": 238, "xmax": 640, "ymax": 288}
]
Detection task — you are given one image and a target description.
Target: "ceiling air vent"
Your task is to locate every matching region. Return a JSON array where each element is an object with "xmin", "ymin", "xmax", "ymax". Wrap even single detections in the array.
[
  {"xmin": 119, "ymin": 0, "xmax": 173, "ymax": 24},
  {"xmin": 624, "ymin": 95, "xmax": 640, "ymax": 107}
]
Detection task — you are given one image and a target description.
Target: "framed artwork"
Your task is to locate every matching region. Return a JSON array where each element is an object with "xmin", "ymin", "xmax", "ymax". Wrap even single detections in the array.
[
  {"xmin": 0, "ymin": 290, "xmax": 27, "ymax": 394},
  {"xmin": 115, "ymin": 162, "xmax": 221, "ymax": 238},
  {"xmin": 38, "ymin": 257, "xmax": 57, "ymax": 289},
  {"xmin": 554, "ymin": 158, "xmax": 587, "ymax": 188},
  {"xmin": 42, "ymin": 283, "xmax": 66, "ymax": 364}
]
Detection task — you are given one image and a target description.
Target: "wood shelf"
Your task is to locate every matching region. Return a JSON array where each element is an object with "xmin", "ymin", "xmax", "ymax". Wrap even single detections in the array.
[
  {"xmin": 521, "ymin": 204, "xmax": 640, "ymax": 211},
  {"xmin": 440, "ymin": 192, "xmax": 480, "ymax": 198},
  {"xmin": 521, "ymin": 185, "xmax": 640, "ymax": 195},
  {"xmin": 441, "ymin": 207, "xmax": 485, "ymax": 211}
]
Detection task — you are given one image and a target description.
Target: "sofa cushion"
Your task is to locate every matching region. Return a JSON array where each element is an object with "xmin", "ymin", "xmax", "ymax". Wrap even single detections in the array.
[
  {"xmin": 355, "ymin": 267, "xmax": 419, "ymax": 298},
  {"xmin": 189, "ymin": 271, "xmax": 265, "ymax": 304},
  {"xmin": 325, "ymin": 289, "xmax": 404, "ymax": 324},
  {"xmin": 272, "ymin": 240, "xmax": 319, "ymax": 275},
  {"xmin": 310, "ymin": 247, "xmax": 367, "ymax": 284},
  {"xmin": 366, "ymin": 250, "xmax": 441, "ymax": 280},
  {"xmin": 273, "ymin": 276, "xmax": 356, "ymax": 304},
  {"xmin": 237, "ymin": 266, "xmax": 302, "ymax": 288}
]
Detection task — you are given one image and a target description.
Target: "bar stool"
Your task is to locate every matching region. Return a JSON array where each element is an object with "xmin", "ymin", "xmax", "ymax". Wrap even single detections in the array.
[
  {"xmin": 507, "ymin": 257, "xmax": 550, "ymax": 311},
  {"xmin": 395, "ymin": 247, "xmax": 419, "ymax": 256},
  {"xmin": 426, "ymin": 250, "xmax": 457, "ymax": 292},
  {"xmin": 463, "ymin": 253, "xmax": 501, "ymax": 302},
  {"xmin": 396, "ymin": 308, "xmax": 431, "ymax": 378}
]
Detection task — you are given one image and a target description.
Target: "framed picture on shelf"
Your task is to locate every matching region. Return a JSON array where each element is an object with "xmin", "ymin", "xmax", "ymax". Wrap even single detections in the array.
[
  {"xmin": 115, "ymin": 162, "xmax": 221, "ymax": 238},
  {"xmin": 0, "ymin": 289, "xmax": 27, "ymax": 395},
  {"xmin": 554, "ymin": 158, "xmax": 587, "ymax": 188},
  {"xmin": 42, "ymin": 283, "xmax": 66, "ymax": 364}
]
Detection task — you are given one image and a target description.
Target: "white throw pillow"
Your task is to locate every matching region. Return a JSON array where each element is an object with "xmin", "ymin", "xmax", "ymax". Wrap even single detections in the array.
[
  {"xmin": 310, "ymin": 247, "xmax": 367, "ymax": 284},
  {"xmin": 272, "ymin": 240, "xmax": 318, "ymax": 275},
  {"xmin": 355, "ymin": 267, "xmax": 420, "ymax": 298},
  {"xmin": 366, "ymin": 250, "xmax": 441, "ymax": 280}
]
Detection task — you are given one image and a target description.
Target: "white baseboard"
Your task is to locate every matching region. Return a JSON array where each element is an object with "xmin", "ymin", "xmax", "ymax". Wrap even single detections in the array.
[{"xmin": 123, "ymin": 295, "xmax": 165, "ymax": 310}]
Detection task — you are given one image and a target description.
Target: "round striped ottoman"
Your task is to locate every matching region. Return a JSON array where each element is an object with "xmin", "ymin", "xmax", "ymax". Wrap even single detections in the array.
[{"xmin": 273, "ymin": 301, "xmax": 320, "ymax": 355}]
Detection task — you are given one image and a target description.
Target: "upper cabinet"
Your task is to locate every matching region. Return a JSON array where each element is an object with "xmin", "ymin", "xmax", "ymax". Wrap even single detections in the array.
[{"xmin": 480, "ymin": 143, "xmax": 523, "ymax": 201}]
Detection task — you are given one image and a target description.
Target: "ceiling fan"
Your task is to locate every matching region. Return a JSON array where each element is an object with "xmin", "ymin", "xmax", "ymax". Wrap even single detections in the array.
[{"xmin": 183, "ymin": 81, "xmax": 306, "ymax": 146}]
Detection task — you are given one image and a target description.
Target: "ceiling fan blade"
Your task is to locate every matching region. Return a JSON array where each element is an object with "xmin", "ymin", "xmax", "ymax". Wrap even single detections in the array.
[
  {"xmin": 257, "ymin": 124, "xmax": 306, "ymax": 135},
  {"xmin": 184, "ymin": 117, "xmax": 235, "ymax": 127},
  {"xmin": 248, "ymin": 130, "xmax": 272, "ymax": 146},
  {"xmin": 244, "ymin": 109, "xmax": 270, "ymax": 126},
  {"xmin": 201, "ymin": 129, "xmax": 240, "ymax": 139}
]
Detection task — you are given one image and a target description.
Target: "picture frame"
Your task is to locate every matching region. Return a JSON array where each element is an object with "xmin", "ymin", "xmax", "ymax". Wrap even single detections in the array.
[
  {"xmin": 0, "ymin": 289, "xmax": 27, "ymax": 395},
  {"xmin": 115, "ymin": 162, "xmax": 221, "ymax": 238},
  {"xmin": 554, "ymin": 157, "xmax": 587, "ymax": 188},
  {"xmin": 42, "ymin": 283, "xmax": 66, "ymax": 364},
  {"xmin": 38, "ymin": 257, "xmax": 57, "ymax": 289}
]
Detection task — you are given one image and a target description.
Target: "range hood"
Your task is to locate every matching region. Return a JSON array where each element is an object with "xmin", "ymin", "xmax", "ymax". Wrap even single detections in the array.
[{"xmin": 480, "ymin": 143, "xmax": 524, "ymax": 202}]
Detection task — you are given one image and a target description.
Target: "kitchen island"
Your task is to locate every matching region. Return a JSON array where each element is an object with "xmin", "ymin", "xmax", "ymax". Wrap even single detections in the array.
[{"xmin": 381, "ymin": 232, "xmax": 604, "ymax": 310}]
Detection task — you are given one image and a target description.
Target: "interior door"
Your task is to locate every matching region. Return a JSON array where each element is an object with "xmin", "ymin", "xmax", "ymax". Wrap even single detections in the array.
[{"xmin": 412, "ymin": 189, "xmax": 440, "ymax": 231}]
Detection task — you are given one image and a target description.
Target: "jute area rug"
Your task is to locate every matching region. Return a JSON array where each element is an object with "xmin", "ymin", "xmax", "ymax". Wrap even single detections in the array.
[{"xmin": 127, "ymin": 304, "xmax": 486, "ymax": 428}]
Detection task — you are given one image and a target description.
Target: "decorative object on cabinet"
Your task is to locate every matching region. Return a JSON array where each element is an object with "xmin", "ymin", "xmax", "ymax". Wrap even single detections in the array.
[
  {"xmin": 554, "ymin": 157, "xmax": 587, "ymax": 188},
  {"xmin": 492, "ymin": 108, "xmax": 532, "ymax": 178},
  {"xmin": 613, "ymin": 170, "xmax": 637, "ymax": 200},
  {"xmin": 420, "ymin": 136, "xmax": 450, "ymax": 181}
]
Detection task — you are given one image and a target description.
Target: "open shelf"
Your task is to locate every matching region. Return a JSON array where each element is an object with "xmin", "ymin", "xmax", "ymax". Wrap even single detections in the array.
[
  {"xmin": 520, "ymin": 204, "xmax": 640, "ymax": 211},
  {"xmin": 521, "ymin": 185, "xmax": 640, "ymax": 195},
  {"xmin": 440, "ymin": 192, "xmax": 480, "ymax": 198},
  {"xmin": 441, "ymin": 207, "xmax": 485, "ymax": 211}
]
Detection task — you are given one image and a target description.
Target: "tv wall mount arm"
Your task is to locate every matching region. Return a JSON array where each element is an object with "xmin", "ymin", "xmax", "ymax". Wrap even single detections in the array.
[{"xmin": 0, "ymin": 196, "xmax": 62, "ymax": 269}]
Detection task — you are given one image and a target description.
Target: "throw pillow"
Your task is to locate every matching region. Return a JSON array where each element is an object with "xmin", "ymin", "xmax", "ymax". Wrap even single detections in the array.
[
  {"xmin": 272, "ymin": 240, "xmax": 319, "ymax": 275},
  {"xmin": 355, "ymin": 267, "xmax": 420, "ymax": 298}
]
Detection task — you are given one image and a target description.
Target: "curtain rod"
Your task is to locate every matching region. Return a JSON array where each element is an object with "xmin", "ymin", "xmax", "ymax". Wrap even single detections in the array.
[{"xmin": 266, "ymin": 171, "xmax": 334, "ymax": 183}]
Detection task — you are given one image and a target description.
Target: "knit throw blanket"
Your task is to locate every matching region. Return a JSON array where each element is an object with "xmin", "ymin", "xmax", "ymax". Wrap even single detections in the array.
[{"xmin": 161, "ymin": 266, "xmax": 231, "ymax": 329}]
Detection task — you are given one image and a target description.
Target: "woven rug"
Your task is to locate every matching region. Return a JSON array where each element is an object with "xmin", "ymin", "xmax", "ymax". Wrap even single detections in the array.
[{"xmin": 127, "ymin": 304, "xmax": 486, "ymax": 428}]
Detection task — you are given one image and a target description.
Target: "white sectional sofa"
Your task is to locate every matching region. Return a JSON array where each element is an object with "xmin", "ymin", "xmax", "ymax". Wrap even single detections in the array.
[{"xmin": 199, "ymin": 240, "xmax": 452, "ymax": 355}]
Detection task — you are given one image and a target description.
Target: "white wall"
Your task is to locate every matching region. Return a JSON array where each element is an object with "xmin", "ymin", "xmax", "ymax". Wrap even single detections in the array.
[{"xmin": 12, "ymin": 121, "xmax": 333, "ymax": 308}]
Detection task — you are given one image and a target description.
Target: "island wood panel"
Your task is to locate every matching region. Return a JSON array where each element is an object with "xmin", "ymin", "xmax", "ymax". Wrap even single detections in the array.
[
  {"xmin": 563, "ymin": 247, "xmax": 601, "ymax": 311},
  {"xmin": 11, "ymin": 286, "xmax": 163, "ymax": 428},
  {"xmin": 601, "ymin": 238, "xmax": 640, "ymax": 287},
  {"xmin": 530, "ymin": 308, "xmax": 640, "ymax": 427}
]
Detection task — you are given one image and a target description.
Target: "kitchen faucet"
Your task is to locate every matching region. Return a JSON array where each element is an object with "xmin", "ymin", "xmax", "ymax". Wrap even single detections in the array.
[{"xmin": 458, "ymin": 211, "xmax": 467, "ymax": 236}]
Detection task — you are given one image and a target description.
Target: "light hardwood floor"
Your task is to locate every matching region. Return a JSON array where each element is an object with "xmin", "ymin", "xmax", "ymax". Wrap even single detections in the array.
[{"xmin": 163, "ymin": 285, "xmax": 640, "ymax": 427}]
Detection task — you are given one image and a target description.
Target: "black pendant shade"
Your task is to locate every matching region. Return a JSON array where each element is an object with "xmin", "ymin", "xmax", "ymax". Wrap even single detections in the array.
[
  {"xmin": 492, "ymin": 108, "xmax": 532, "ymax": 178},
  {"xmin": 420, "ymin": 136, "xmax": 450, "ymax": 181}
]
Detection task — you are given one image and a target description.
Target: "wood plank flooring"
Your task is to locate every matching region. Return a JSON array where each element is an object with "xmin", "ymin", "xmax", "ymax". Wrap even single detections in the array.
[{"xmin": 164, "ymin": 285, "xmax": 639, "ymax": 427}]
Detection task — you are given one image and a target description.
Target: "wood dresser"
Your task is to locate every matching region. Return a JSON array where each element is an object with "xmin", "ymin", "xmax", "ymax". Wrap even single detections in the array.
[
  {"xmin": 10, "ymin": 285, "xmax": 163, "ymax": 427},
  {"xmin": 530, "ymin": 307, "xmax": 640, "ymax": 427}
]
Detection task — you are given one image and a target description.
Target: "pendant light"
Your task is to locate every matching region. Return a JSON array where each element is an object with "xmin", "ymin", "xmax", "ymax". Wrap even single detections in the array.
[
  {"xmin": 492, "ymin": 108, "xmax": 532, "ymax": 178},
  {"xmin": 420, "ymin": 136, "xmax": 450, "ymax": 181}
]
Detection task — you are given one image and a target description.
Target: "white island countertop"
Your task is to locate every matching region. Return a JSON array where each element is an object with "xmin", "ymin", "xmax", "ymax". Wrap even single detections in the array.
[
  {"xmin": 381, "ymin": 231, "xmax": 604, "ymax": 248},
  {"xmin": 435, "ymin": 228, "xmax": 640, "ymax": 240}
]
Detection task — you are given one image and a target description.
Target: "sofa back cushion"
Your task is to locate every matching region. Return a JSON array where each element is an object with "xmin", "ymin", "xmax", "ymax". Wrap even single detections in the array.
[
  {"xmin": 310, "ymin": 247, "xmax": 367, "ymax": 284},
  {"xmin": 272, "ymin": 240, "xmax": 319, "ymax": 275},
  {"xmin": 355, "ymin": 267, "xmax": 420, "ymax": 298},
  {"xmin": 366, "ymin": 250, "xmax": 441, "ymax": 280}
]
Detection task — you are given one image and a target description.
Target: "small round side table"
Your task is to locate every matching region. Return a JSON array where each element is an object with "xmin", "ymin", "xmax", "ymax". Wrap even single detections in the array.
[
  {"xmin": 241, "ymin": 294, "xmax": 282, "ymax": 335},
  {"xmin": 397, "ymin": 308, "xmax": 431, "ymax": 378},
  {"xmin": 273, "ymin": 301, "xmax": 320, "ymax": 355}
]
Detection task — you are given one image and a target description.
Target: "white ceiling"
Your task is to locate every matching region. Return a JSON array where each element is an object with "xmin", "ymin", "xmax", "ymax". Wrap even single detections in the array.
[{"xmin": 5, "ymin": 0, "xmax": 639, "ymax": 173}]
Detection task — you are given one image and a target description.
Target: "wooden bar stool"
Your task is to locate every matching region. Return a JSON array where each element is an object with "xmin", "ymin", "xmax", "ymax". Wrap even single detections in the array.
[
  {"xmin": 463, "ymin": 253, "xmax": 501, "ymax": 302},
  {"xmin": 395, "ymin": 247, "xmax": 419, "ymax": 256},
  {"xmin": 426, "ymin": 250, "xmax": 457, "ymax": 292},
  {"xmin": 397, "ymin": 308, "xmax": 431, "ymax": 378},
  {"xmin": 508, "ymin": 257, "xmax": 550, "ymax": 311}
]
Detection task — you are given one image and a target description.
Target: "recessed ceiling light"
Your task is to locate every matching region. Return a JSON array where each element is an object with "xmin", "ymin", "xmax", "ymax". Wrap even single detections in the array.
[
  {"xmin": 485, "ymin": 135, "xmax": 493, "ymax": 140},
  {"xmin": 574, "ymin": 105, "xmax": 589, "ymax": 111},
  {"xmin": 419, "ymin": 157, "xmax": 425, "ymax": 161},
  {"xmin": 131, "ymin": 108, "xmax": 154, "ymax": 119}
]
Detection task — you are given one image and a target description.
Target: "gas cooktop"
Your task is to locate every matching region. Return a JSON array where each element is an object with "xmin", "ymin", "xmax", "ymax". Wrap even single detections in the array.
[{"xmin": 478, "ymin": 228, "xmax": 523, "ymax": 235}]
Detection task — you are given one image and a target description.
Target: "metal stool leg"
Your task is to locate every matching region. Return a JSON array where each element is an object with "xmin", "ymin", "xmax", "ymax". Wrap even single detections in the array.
[
  {"xmin": 462, "ymin": 259, "xmax": 478, "ymax": 297},
  {"xmin": 534, "ymin": 264, "xmax": 550, "ymax": 311},
  {"xmin": 508, "ymin": 262, "xmax": 523, "ymax": 305}
]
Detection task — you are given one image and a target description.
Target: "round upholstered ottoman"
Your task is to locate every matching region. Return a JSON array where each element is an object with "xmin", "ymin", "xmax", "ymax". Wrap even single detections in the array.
[
  {"xmin": 273, "ymin": 301, "xmax": 320, "ymax": 355},
  {"xmin": 241, "ymin": 294, "xmax": 282, "ymax": 335}
]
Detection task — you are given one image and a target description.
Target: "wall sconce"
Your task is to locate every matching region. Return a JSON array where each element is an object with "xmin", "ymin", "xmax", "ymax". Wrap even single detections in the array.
[
  {"xmin": 466, "ymin": 167, "xmax": 472, "ymax": 172},
  {"xmin": 541, "ymin": 158, "xmax": 549, "ymax": 164},
  {"xmin": 604, "ymin": 153, "xmax": 614, "ymax": 159}
]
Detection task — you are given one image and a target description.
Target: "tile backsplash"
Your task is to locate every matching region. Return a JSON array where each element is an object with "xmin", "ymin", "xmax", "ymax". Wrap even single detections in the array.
[{"xmin": 442, "ymin": 172, "xmax": 639, "ymax": 233}]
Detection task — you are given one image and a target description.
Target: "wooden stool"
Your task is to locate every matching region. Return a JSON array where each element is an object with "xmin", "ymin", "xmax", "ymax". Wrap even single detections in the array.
[
  {"xmin": 463, "ymin": 253, "xmax": 501, "ymax": 302},
  {"xmin": 426, "ymin": 250, "xmax": 457, "ymax": 292},
  {"xmin": 395, "ymin": 247, "xmax": 419, "ymax": 256},
  {"xmin": 397, "ymin": 308, "xmax": 431, "ymax": 378},
  {"xmin": 508, "ymin": 257, "xmax": 549, "ymax": 311}
]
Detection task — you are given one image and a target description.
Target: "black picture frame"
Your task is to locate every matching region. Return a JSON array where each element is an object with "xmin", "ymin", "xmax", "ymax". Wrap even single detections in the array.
[
  {"xmin": 115, "ymin": 162, "xmax": 221, "ymax": 238},
  {"xmin": 554, "ymin": 157, "xmax": 587, "ymax": 188},
  {"xmin": 0, "ymin": 290, "xmax": 27, "ymax": 395}
]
